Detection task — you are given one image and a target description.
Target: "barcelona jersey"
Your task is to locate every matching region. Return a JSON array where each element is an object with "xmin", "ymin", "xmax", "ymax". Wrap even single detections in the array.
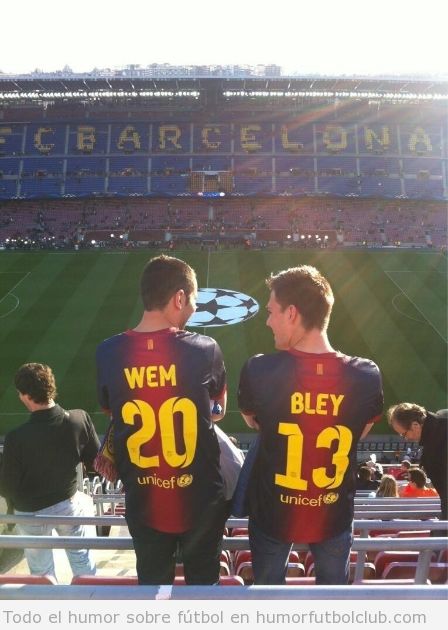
[
  {"xmin": 96, "ymin": 328, "xmax": 226, "ymax": 533},
  {"xmin": 238, "ymin": 349, "xmax": 383, "ymax": 543}
]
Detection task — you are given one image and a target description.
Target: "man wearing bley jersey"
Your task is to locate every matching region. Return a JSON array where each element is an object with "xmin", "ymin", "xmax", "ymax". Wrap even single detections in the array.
[
  {"xmin": 96, "ymin": 255, "xmax": 227, "ymax": 584},
  {"xmin": 238, "ymin": 265, "xmax": 383, "ymax": 584}
]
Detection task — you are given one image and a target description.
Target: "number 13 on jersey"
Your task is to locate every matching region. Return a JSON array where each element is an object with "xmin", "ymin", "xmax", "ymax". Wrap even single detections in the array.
[{"xmin": 275, "ymin": 423, "xmax": 353, "ymax": 491}]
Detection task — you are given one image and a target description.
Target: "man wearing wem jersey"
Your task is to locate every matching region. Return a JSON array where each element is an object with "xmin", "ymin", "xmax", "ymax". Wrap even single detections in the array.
[
  {"xmin": 96, "ymin": 255, "xmax": 227, "ymax": 584},
  {"xmin": 238, "ymin": 265, "xmax": 383, "ymax": 584}
]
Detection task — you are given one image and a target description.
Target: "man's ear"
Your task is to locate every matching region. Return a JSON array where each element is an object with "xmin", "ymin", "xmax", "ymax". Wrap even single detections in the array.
[
  {"xmin": 288, "ymin": 304, "xmax": 300, "ymax": 322},
  {"xmin": 174, "ymin": 289, "xmax": 185, "ymax": 310},
  {"xmin": 18, "ymin": 392, "xmax": 33, "ymax": 409}
]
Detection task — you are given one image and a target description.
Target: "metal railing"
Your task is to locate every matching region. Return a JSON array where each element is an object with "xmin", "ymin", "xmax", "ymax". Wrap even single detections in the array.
[
  {"xmin": 1, "ymin": 514, "xmax": 446, "ymax": 533},
  {"xmin": 91, "ymin": 494, "xmax": 442, "ymax": 520},
  {"xmin": 0, "ymin": 533, "xmax": 446, "ymax": 584},
  {"xmin": 1, "ymin": 583, "xmax": 446, "ymax": 600}
]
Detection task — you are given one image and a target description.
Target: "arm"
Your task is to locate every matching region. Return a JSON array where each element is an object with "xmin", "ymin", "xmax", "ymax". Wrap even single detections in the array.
[
  {"xmin": 237, "ymin": 357, "xmax": 260, "ymax": 430},
  {"xmin": 209, "ymin": 341, "xmax": 227, "ymax": 422},
  {"xmin": 360, "ymin": 421, "xmax": 374, "ymax": 439},
  {"xmin": 0, "ymin": 436, "xmax": 21, "ymax": 504},
  {"xmin": 361, "ymin": 367, "xmax": 384, "ymax": 440},
  {"xmin": 360, "ymin": 409, "xmax": 383, "ymax": 439},
  {"xmin": 80, "ymin": 411, "xmax": 101, "ymax": 468}
]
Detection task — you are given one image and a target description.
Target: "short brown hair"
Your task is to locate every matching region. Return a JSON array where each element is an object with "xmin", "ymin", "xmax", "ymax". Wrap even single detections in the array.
[
  {"xmin": 140, "ymin": 255, "xmax": 197, "ymax": 311},
  {"xmin": 14, "ymin": 363, "xmax": 57, "ymax": 404},
  {"xmin": 387, "ymin": 403, "xmax": 426, "ymax": 430},
  {"xmin": 409, "ymin": 468, "xmax": 427, "ymax": 488},
  {"xmin": 266, "ymin": 265, "xmax": 334, "ymax": 330}
]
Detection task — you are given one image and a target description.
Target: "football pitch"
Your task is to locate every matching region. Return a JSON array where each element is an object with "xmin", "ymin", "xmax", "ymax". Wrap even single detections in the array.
[{"xmin": 0, "ymin": 248, "xmax": 446, "ymax": 436}]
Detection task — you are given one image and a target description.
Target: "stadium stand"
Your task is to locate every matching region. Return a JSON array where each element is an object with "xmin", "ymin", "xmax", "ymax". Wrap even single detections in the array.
[{"xmin": 0, "ymin": 197, "xmax": 446, "ymax": 250}]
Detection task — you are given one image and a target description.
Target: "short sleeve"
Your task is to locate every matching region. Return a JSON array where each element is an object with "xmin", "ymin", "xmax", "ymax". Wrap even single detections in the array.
[
  {"xmin": 208, "ymin": 341, "xmax": 226, "ymax": 399},
  {"xmin": 366, "ymin": 364, "xmax": 384, "ymax": 424},
  {"xmin": 238, "ymin": 357, "xmax": 256, "ymax": 414}
]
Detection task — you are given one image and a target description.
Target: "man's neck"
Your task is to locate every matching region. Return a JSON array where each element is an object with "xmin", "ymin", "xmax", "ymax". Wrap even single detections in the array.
[
  {"xmin": 132, "ymin": 310, "xmax": 178, "ymax": 333},
  {"xmin": 29, "ymin": 399, "xmax": 56, "ymax": 413},
  {"xmin": 291, "ymin": 328, "xmax": 334, "ymax": 354}
]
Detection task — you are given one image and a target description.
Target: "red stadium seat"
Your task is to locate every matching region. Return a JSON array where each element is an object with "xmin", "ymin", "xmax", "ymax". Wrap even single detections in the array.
[
  {"xmin": 235, "ymin": 560, "xmax": 305, "ymax": 585},
  {"xmin": 174, "ymin": 575, "xmax": 244, "ymax": 586},
  {"xmin": 286, "ymin": 562, "xmax": 306, "ymax": 578},
  {"xmin": 220, "ymin": 549, "xmax": 232, "ymax": 566},
  {"xmin": 0, "ymin": 574, "xmax": 56, "ymax": 585},
  {"xmin": 306, "ymin": 562, "xmax": 376, "ymax": 582},
  {"xmin": 381, "ymin": 562, "xmax": 448, "ymax": 584},
  {"xmin": 230, "ymin": 527, "xmax": 248, "ymax": 537},
  {"xmin": 374, "ymin": 551, "xmax": 420, "ymax": 576},
  {"xmin": 368, "ymin": 529, "xmax": 399, "ymax": 538},
  {"xmin": 72, "ymin": 575, "xmax": 138, "ymax": 585},
  {"xmin": 234, "ymin": 562, "xmax": 254, "ymax": 584},
  {"xmin": 304, "ymin": 551, "xmax": 314, "ymax": 574},
  {"xmin": 234, "ymin": 550, "xmax": 252, "ymax": 570},
  {"xmin": 396, "ymin": 530, "xmax": 431, "ymax": 538},
  {"xmin": 72, "ymin": 574, "xmax": 244, "ymax": 586}
]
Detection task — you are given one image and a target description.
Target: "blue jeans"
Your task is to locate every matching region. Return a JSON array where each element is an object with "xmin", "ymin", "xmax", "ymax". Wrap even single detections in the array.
[
  {"xmin": 249, "ymin": 518, "xmax": 353, "ymax": 585},
  {"xmin": 231, "ymin": 436, "xmax": 259, "ymax": 517},
  {"xmin": 15, "ymin": 492, "xmax": 96, "ymax": 579}
]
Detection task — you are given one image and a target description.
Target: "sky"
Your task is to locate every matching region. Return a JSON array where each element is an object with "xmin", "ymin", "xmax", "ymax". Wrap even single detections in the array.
[{"xmin": 1, "ymin": 0, "xmax": 447, "ymax": 77}]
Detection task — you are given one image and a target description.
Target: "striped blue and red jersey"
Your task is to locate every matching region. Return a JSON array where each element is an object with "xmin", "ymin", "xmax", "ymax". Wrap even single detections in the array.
[
  {"xmin": 238, "ymin": 349, "xmax": 383, "ymax": 543},
  {"xmin": 96, "ymin": 328, "xmax": 226, "ymax": 533}
]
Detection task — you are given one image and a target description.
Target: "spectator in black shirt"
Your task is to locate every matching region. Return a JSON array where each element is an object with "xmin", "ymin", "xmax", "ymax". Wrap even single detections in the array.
[{"xmin": 0, "ymin": 363, "xmax": 100, "ymax": 579}]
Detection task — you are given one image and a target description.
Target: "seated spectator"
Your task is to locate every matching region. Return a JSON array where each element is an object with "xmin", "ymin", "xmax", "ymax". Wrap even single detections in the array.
[
  {"xmin": 356, "ymin": 465, "xmax": 380, "ymax": 491},
  {"xmin": 375, "ymin": 474, "xmax": 399, "ymax": 497},
  {"xmin": 365, "ymin": 456, "xmax": 383, "ymax": 480},
  {"xmin": 395, "ymin": 459, "xmax": 411, "ymax": 481},
  {"xmin": 399, "ymin": 468, "xmax": 439, "ymax": 498}
]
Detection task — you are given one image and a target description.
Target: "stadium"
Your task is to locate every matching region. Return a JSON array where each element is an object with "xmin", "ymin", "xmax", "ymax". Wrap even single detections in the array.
[{"xmin": 0, "ymin": 64, "xmax": 447, "ymax": 598}]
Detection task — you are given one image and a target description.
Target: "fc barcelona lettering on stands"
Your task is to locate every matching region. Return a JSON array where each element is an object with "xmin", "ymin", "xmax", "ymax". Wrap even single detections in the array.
[{"xmin": 0, "ymin": 122, "xmax": 434, "ymax": 154}]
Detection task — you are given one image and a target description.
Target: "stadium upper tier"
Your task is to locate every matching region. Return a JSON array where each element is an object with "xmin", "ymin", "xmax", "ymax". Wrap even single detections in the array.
[
  {"xmin": 0, "ymin": 73, "xmax": 447, "ymax": 98},
  {"xmin": 0, "ymin": 87, "xmax": 447, "ymax": 201}
]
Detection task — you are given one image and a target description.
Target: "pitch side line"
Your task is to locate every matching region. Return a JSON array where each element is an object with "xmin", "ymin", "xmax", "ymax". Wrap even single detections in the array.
[
  {"xmin": 0, "ymin": 271, "xmax": 31, "ymax": 301},
  {"xmin": 0, "ymin": 271, "xmax": 31, "ymax": 318},
  {"xmin": 384, "ymin": 270, "xmax": 447, "ymax": 343},
  {"xmin": 391, "ymin": 293, "xmax": 426, "ymax": 324}
]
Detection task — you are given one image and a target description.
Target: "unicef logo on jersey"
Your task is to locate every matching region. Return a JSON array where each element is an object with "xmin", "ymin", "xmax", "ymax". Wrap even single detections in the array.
[
  {"xmin": 323, "ymin": 492, "xmax": 339, "ymax": 505},
  {"xmin": 177, "ymin": 474, "xmax": 193, "ymax": 488},
  {"xmin": 187, "ymin": 288, "xmax": 259, "ymax": 328}
]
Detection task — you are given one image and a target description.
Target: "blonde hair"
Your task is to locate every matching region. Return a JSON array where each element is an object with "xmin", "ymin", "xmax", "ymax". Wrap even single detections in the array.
[{"xmin": 376, "ymin": 474, "xmax": 399, "ymax": 498}]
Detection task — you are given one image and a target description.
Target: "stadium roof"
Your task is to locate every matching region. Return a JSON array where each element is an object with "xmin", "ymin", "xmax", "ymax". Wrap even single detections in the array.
[{"xmin": 0, "ymin": 74, "xmax": 447, "ymax": 100}]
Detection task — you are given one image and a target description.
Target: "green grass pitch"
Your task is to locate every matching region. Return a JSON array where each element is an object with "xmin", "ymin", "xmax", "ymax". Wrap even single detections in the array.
[{"xmin": 0, "ymin": 248, "xmax": 446, "ymax": 436}]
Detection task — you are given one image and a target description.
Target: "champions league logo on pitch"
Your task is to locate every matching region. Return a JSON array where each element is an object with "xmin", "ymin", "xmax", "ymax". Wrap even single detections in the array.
[{"xmin": 187, "ymin": 288, "xmax": 259, "ymax": 327}]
